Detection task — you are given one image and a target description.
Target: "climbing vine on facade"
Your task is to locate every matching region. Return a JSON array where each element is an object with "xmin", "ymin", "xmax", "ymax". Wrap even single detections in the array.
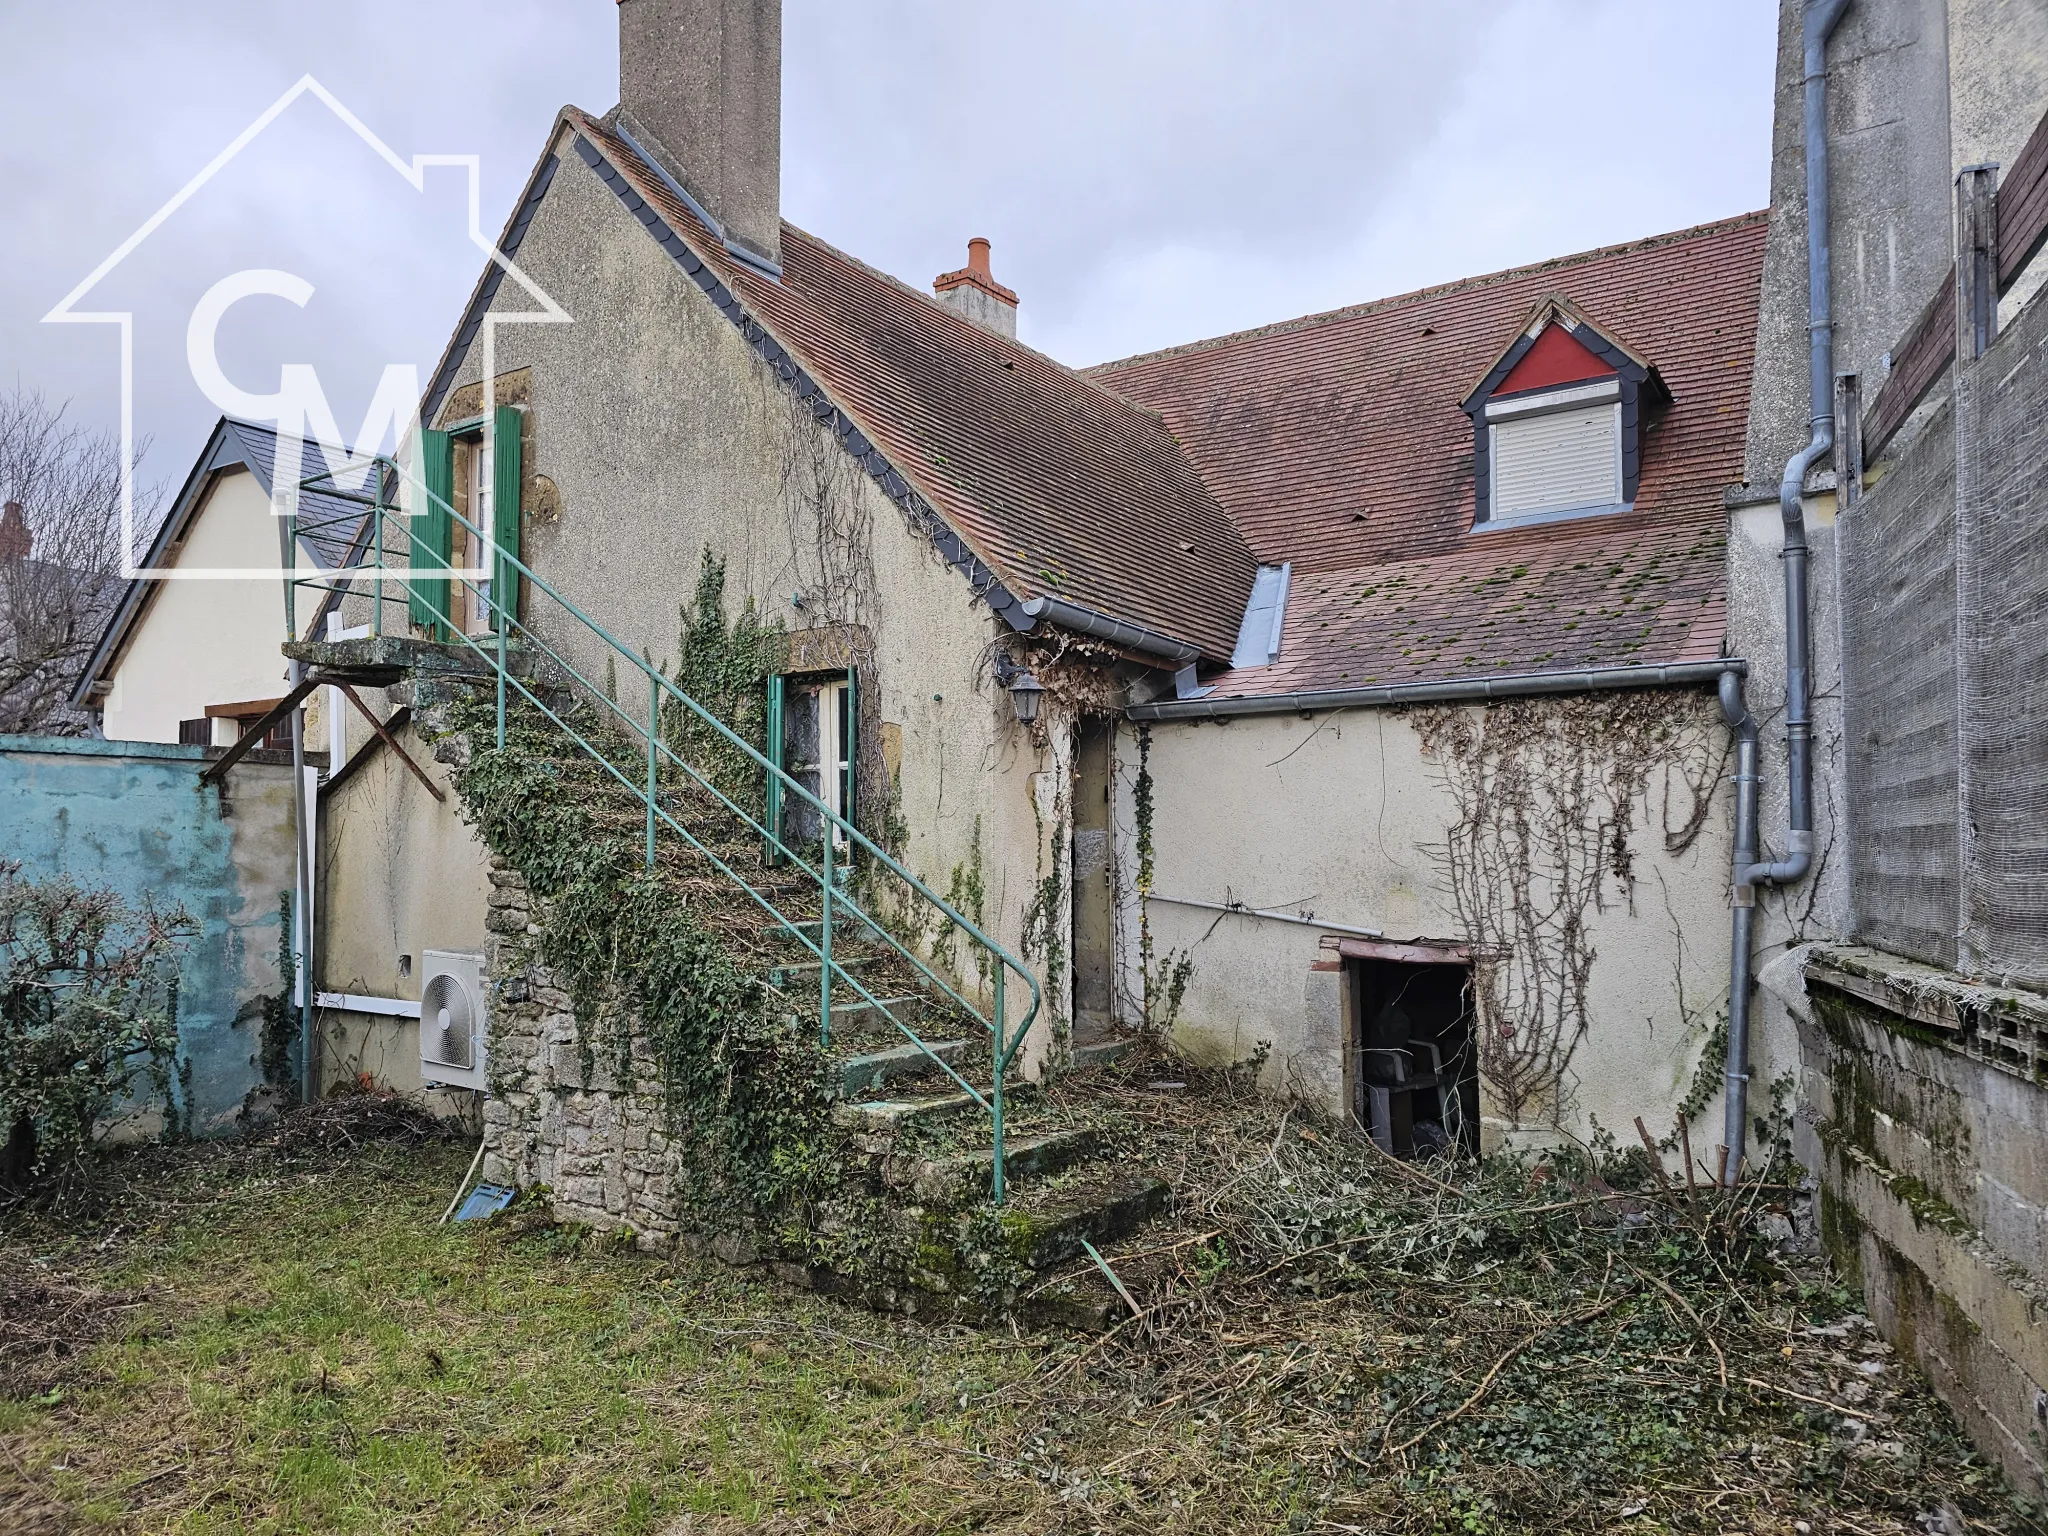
[
  {"xmin": 663, "ymin": 548, "xmax": 781, "ymax": 818},
  {"xmin": 934, "ymin": 815, "xmax": 991, "ymax": 988},
  {"xmin": 1411, "ymin": 691, "xmax": 1725, "ymax": 1125},
  {"xmin": 1130, "ymin": 724, "xmax": 1195, "ymax": 1033}
]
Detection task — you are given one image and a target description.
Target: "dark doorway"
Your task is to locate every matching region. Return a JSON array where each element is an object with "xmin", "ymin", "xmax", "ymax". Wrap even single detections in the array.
[
  {"xmin": 1071, "ymin": 718, "xmax": 1116, "ymax": 1048},
  {"xmin": 1351, "ymin": 959, "xmax": 1479, "ymax": 1158}
]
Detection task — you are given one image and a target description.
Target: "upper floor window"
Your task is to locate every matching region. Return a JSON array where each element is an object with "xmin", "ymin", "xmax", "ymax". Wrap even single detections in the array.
[
  {"xmin": 1461, "ymin": 299, "xmax": 1663, "ymax": 529},
  {"xmin": 1487, "ymin": 378, "xmax": 1622, "ymax": 520}
]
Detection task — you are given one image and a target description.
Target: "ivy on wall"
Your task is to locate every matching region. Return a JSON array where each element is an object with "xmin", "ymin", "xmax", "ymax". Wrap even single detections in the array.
[
  {"xmin": 934, "ymin": 815, "xmax": 991, "ymax": 990},
  {"xmin": 1130, "ymin": 724, "xmax": 1195, "ymax": 1034},
  {"xmin": 663, "ymin": 548, "xmax": 781, "ymax": 820},
  {"xmin": 1411, "ymin": 691, "xmax": 1727, "ymax": 1126},
  {"xmin": 257, "ymin": 892, "xmax": 297, "ymax": 1097},
  {"xmin": 449, "ymin": 679, "xmax": 838, "ymax": 1232}
]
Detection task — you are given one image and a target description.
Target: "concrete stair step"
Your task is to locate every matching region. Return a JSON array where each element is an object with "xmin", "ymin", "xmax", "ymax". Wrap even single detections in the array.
[
  {"xmin": 896, "ymin": 1127, "xmax": 1100, "ymax": 1206},
  {"xmin": 835, "ymin": 1038, "xmax": 968, "ymax": 1101},
  {"xmin": 759, "ymin": 913, "xmax": 893, "ymax": 949},
  {"xmin": 767, "ymin": 953, "xmax": 878, "ymax": 988},
  {"xmin": 829, "ymin": 994, "xmax": 932, "ymax": 1032},
  {"xmin": 1011, "ymin": 1172, "xmax": 1171, "ymax": 1271},
  {"xmin": 832, "ymin": 1091, "xmax": 981, "ymax": 1144},
  {"xmin": 1070, "ymin": 1036, "xmax": 1135, "ymax": 1072}
]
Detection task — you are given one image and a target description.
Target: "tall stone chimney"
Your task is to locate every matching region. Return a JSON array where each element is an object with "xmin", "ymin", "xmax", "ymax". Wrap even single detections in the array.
[
  {"xmin": 933, "ymin": 239, "xmax": 1019, "ymax": 339},
  {"xmin": 0, "ymin": 501, "xmax": 29, "ymax": 562},
  {"xmin": 617, "ymin": 0, "xmax": 781, "ymax": 272}
]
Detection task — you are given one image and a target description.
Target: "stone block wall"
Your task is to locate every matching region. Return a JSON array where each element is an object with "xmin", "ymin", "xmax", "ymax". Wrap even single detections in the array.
[
  {"xmin": 1794, "ymin": 945, "xmax": 2048, "ymax": 1498},
  {"xmin": 477, "ymin": 858, "xmax": 690, "ymax": 1247}
]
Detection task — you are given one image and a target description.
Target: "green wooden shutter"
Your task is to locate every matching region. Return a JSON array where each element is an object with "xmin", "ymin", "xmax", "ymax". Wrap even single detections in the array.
[
  {"xmin": 841, "ymin": 666, "xmax": 857, "ymax": 840},
  {"xmin": 410, "ymin": 429, "xmax": 454, "ymax": 635},
  {"xmin": 490, "ymin": 405, "xmax": 522, "ymax": 633},
  {"xmin": 764, "ymin": 672, "xmax": 785, "ymax": 864}
]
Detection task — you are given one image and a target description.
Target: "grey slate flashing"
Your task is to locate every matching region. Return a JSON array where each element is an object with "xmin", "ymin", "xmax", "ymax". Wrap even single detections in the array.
[{"xmin": 567, "ymin": 131, "xmax": 1036, "ymax": 635}]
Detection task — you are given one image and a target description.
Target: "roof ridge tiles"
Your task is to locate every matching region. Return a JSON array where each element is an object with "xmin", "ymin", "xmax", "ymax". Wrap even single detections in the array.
[{"xmin": 1082, "ymin": 209, "xmax": 1769, "ymax": 379}]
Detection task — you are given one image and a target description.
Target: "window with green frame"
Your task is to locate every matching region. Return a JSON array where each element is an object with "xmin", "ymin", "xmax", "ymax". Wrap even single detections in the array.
[
  {"xmin": 409, "ymin": 404, "xmax": 522, "ymax": 639},
  {"xmin": 765, "ymin": 668, "xmax": 856, "ymax": 860}
]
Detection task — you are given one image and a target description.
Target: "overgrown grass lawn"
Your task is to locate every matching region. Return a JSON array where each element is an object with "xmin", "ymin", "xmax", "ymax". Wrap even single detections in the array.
[
  {"xmin": 3, "ymin": 1100, "xmax": 2042, "ymax": 1535},
  {"xmin": 2, "ymin": 1140, "xmax": 1054, "ymax": 1534}
]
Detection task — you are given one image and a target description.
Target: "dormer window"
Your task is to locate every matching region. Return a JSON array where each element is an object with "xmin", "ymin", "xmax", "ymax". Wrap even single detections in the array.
[
  {"xmin": 1461, "ymin": 298, "xmax": 1663, "ymax": 529},
  {"xmin": 1487, "ymin": 377, "xmax": 1621, "ymax": 519}
]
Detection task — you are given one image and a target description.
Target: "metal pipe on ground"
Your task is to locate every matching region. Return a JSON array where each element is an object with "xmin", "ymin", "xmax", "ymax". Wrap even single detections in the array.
[{"xmin": 1720, "ymin": 0, "xmax": 1851, "ymax": 1187}]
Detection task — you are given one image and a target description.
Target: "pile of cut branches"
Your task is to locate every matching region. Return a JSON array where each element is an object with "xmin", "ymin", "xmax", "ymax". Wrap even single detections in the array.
[{"xmin": 1002, "ymin": 1057, "xmax": 2038, "ymax": 1534}]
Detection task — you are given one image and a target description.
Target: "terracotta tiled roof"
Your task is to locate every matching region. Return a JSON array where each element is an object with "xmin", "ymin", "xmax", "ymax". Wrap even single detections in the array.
[
  {"xmin": 1203, "ymin": 510, "xmax": 1730, "ymax": 698},
  {"xmin": 544, "ymin": 110, "xmax": 1762, "ymax": 690},
  {"xmin": 571, "ymin": 112, "xmax": 1259, "ymax": 661},
  {"xmin": 1089, "ymin": 215, "xmax": 1767, "ymax": 692}
]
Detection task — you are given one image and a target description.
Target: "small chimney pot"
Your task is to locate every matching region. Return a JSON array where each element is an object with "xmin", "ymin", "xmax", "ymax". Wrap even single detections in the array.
[{"xmin": 934, "ymin": 238, "xmax": 1019, "ymax": 340}]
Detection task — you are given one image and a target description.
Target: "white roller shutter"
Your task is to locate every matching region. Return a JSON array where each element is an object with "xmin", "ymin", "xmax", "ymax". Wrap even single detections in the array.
[{"xmin": 1490, "ymin": 403, "xmax": 1621, "ymax": 519}]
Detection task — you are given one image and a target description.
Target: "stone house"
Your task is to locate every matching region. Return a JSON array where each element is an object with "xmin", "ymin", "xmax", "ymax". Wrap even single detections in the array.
[{"xmin": 290, "ymin": 0, "xmax": 1791, "ymax": 1195}]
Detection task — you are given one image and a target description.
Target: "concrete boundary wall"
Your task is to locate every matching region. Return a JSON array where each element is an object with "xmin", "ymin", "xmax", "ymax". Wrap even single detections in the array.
[{"xmin": 0, "ymin": 734, "xmax": 302, "ymax": 1136}]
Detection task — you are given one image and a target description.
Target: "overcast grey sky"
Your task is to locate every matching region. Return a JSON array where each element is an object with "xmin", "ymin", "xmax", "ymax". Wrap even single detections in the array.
[{"xmin": 0, "ymin": 1, "xmax": 1778, "ymax": 487}]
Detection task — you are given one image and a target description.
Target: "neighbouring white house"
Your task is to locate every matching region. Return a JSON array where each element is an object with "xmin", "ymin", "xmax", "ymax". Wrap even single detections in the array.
[{"xmin": 72, "ymin": 417, "xmax": 368, "ymax": 754}]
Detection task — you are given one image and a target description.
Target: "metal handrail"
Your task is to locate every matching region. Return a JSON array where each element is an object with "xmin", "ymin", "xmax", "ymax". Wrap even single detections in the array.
[{"xmin": 294, "ymin": 453, "xmax": 1040, "ymax": 1199}]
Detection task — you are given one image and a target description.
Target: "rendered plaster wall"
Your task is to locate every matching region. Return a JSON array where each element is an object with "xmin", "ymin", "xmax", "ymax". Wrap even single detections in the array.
[
  {"xmin": 1949, "ymin": 0, "xmax": 2048, "ymax": 321},
  {"xmin": 435, "ymin": 128, "xmax": 1062, "ymax": 1070},
  {"xmin": 1127, "ymin": 699, "xmax": 1735, "ymax": 1143},
  {"xmin": 1745, "ymin": 0, "xmax": 1954, "ymax": 491},
  {"xmin": 314, "ymin": 726, "xmax": 490, "ymax": 1102},
  {"xmin": 101, "ymin": 468, "xmax": 308, "ymax": 745},
  {"xmin": 1790, "ymin": 961, "xmax": 2048, "ymax": 1498},
  {"xmin": 0, "ymin": 735, "xmax": 300, "ymax": 1135}
]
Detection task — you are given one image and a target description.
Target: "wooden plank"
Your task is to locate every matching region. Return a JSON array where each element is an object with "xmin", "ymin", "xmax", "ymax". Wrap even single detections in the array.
[
  {"xmin": 1321, "ymin": 934, "xmax": 1472, "ymax": 965},
  {"xmin": 197, "ymin": 674, "xmax": 320, "ymax": 786},
  {"xmin": 1807, "ymin": 957, "xmax": 1964, "ymax": 1035},
  {"xmin": 334, "ymin": 682, "xmax": 445, "ymax": 802},
  {"xmin": 204, "ymin": 695, "xmax": 285, "ymax": 719},
  {"xmin": 1997, "ymin": 105, "xmax": 2048, "ymax": 291},
  {"xmin": 1863, "ymin": 265, "xmax": 1955, "ymax": 457}
]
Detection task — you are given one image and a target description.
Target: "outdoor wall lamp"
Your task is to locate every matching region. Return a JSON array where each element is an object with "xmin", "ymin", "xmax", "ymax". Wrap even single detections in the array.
[{"xmin": 994, "ymin": 656, "xmax": 1045, "ymax": 724}]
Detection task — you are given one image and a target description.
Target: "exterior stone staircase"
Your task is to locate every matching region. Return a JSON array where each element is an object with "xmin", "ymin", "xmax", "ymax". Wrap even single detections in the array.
[{"xmin": 295, "ymin": 633, "xmax": 1166, "ymax": 1324}]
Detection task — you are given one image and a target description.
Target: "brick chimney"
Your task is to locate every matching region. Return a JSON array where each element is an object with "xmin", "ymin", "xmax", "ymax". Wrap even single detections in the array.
[
  {"xmin": 0, "ymin": 501, "xmax": 28, "ymax": 562},
  {"xmin": 933, "ymin": 239, "xmax": 1019, "ymax": 339},
  {"xmin": 616, "ymin": 0, "xmax": 781, "ymax": 272}
]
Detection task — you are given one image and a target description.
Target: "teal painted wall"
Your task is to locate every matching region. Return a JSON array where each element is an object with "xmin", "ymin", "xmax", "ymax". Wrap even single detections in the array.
[{"xmin": 0, "ymin": 735, "xmax": 302, "ymax": 1136}]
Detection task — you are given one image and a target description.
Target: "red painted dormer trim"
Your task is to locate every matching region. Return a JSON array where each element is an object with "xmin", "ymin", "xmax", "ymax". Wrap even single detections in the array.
[{"xmin": 1496, "ymin": 323, "xmax": 1615, "ymax": 395}]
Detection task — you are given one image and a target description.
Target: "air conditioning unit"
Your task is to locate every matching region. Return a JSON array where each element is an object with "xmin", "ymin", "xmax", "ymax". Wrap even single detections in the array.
[{"xmin": 419, "ymin": 949, "xmax": 487, "ymax": 1090}]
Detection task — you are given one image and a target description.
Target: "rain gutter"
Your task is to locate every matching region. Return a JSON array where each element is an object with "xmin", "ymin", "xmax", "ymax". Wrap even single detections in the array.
[{"xmin": 1018, "ymin": 594, "xmax": 1202, "ymax": 665}]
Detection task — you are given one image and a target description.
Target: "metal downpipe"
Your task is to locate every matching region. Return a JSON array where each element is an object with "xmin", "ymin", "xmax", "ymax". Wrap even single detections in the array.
[
  {"xmin": 1721, "ymin": 0, "xmax": 1850, "ymax": 1186},
  {"xmin": 1720, "ymin": 669, "xmax": 1762, "ymax": 1184}
]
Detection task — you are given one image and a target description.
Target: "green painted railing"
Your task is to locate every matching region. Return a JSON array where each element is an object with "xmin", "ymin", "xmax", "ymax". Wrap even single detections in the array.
[{"xmin": 289, "ymin": 455, "xmax": 1040, "ymax": 1200}]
